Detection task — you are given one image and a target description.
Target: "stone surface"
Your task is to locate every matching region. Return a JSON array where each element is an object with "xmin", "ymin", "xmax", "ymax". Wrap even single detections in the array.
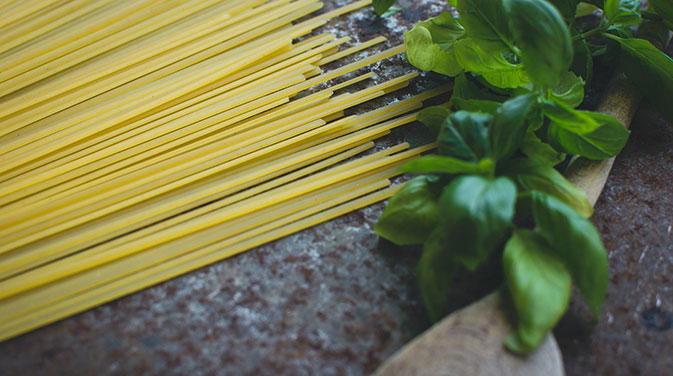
[
  {"xmin": 1, "ymin": 1, "xmax": 672, "ymax": 376},
  {"xmin": 555, "ymin": 101, "xmax": 673, "ymax": 376}
]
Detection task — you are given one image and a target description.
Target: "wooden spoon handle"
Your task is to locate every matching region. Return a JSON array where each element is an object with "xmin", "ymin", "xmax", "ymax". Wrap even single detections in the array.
[{"xmin": 373, "ymin": 290, "xmax": 565, "ymax": 376}]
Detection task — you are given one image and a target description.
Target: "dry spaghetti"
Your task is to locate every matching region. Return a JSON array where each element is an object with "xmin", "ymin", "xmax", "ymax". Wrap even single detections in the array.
[{"xmin": 0, "ymin": 0, "xmax": 449, "ymax": 342}]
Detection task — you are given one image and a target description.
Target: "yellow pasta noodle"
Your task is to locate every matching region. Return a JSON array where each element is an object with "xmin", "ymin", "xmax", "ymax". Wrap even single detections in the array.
[{"xmin": 0, "ymin": 0, "xmax": 454, "ymax": 343}]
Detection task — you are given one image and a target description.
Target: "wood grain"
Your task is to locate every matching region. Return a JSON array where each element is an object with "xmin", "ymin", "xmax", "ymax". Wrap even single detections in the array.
[{"xmin": 374, "ymin": 291, "xmax": 564, "ymax": 376}]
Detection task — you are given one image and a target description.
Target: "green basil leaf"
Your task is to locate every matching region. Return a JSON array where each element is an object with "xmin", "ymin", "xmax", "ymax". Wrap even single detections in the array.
[
  {"xmin": 405, "ymin": 26, "xmax": 463, "ymax": 76},
  {"xmin": 541, "ymin": 97, "xmax": 598, "ymax": 133},
  {"xmin": 438, "ymin": 111, "xmax": 491, "ymax": 161},
  {"xmin": 524, "ymin": 104, "xmax": 545, "ymax": 131},
  {"xmin": 548, "ymin": 0, "xmax": 581, "ymax": 24},
  {"xmin": 373, "ymin": 0, "xmax": 397, "ymax": 16},
  {"xmin": 603, "ymin": 0, "xmax": 620, "ymax": 18},
  {"xmin": 500, "ymin": 158, "xmax": 593, "ymax": 217},
  {"xmin": 454, "ymin": 38, "xmax": 530, "ymax": 88},
  {"xmin": 520, "ymin": 130, "xmax": 567, "ymax": 166},
  {"xmin": 604, "ymin": 0, "xmax": 641, "ymax": 26},
  {"xmin": 404, "ymin": 13, "xmax": 466, "ymax": 76},
  {"xmin": 607, "ymin": 24, "xmax": 635, "ymax": 39},
  {"xmin": 488, "ymin": 93, "xmax": 538, "ymax": 161},
  {"xmin": 404, "ymin": 26, "xmax": 437, "ymax": 72},
  {"xmin": 417, "ymin": 106, "xmax": 451, "ymax": 137},
  {"xmin": 380, "ymin": 6, "xmax": 402, "ymax": 17},
  {"xmin": 550, "ymin": 71, "xmax": 585, "ymax": 107},
  {"xmin": 575, "ymin": 2, "xmax": 600, "ymax": 17},
  {"xmin": 609, "ymin": 13, "xmax": 641, "ymax": 27},
  {"xmin": 457, "ymin": 0, "xmax": 512, "ymax": 48},
  {"xmin": 453, "ymin": 98, "xmax": 503, "ymax": 113},
  {"xmin": 418, "ymin": 232, "xmax": 460, "ymax": 322},
  {"xmin": 547, "ymin": 111, "xmax": 630, "ymax": 159},
  {"xmin": 375, "ymin": 176, "xmax": 441, "ymax": 245},
  {"xmin": 419, "ymin": 12, "xmax": 466, "ymax": 46},
  {"xmin": 542, "ymin": 95, "xmax": 624, "ymax": 134},
  {"xmin": 400, "ymin": 155, "xmax": 494, "ymax": 175},
  {"xmin": 451, "ymin": 73, "xmax": 509, "ymax": 112},
  {"xmin": 452, "ymin": 73, "xmax": 511, "ymax": 102},
  {"xmin": 541, "ymin": 96, "xmax": 581, "ymax": 120},
  {"xmin": 530, "ymin": 192, "xmax": 608, "ymax": 315},
  {"xmin": 436, "ymin": 175, "xmax": 517, "ymax": 270},
  {"xmin": 570, "ymin": 30, "xmax": 593, "ymax": 82},
  {"xmin": 476, "ymin": 74, "xmax": 519, "ymax": 95},
  {"xmin": 503, "ymin": 229, "xmax": 572, "ymax": 354},
  {"xmin": 636, "ymin": 18, "xmax": 672, "ymax": 52},
  {"xmin": 604, "ymin": 34, "xmax": 673, "ymax": 124},
  {"xmin": 650, "ymin": 0, "xmax": 673, "ymax": 30},
  {"xmin": 504, "ymin": 0, "xmax": 573, "ymax": 87}
]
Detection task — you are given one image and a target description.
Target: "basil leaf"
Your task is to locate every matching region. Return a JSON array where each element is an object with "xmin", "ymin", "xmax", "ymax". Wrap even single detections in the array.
[
  {"xmin": 375, "ymin": 176, "xmax": 441, "ymax": 246},
  {"xmin": 604, "ymin": 0, "xmax": 641, "ymax": 26},
  {"xmin": 524, "ymin": 104, "xmax": 545, "ymax": 131},
  {"xmin": 400, "ymin": 155, "xmax": 494, "ymax": 175},
  {"xmin": 520, "ymin": 130, "xmax": 566, "ymax": 166},
  {"xmin": 504, "ymin": 0, "xmax": 573, "ymax": 87},
  {"xmin": 547, "ymin": 111, "xmax": 630, "ymax": 159},
  {"xmin": 453, "ymin": 98, "xmax": 502, "ymax": 113},
  {"xmin": 373, "ymin": 0, "xmax": 397, "ymax": 17},
  {"xmin": 453, "ymin": 98, "xmax": 500, "ymax": 114},
  {"xmin": 488, "ymin": 93, "xmax": 538, "ymax": 161},
  {"xmin": 650, "ymin": 0, "xmax": 673, "ymax": 30},
  {"xmin": 636, "ymin": 18, "xmax": 672, "ymax": 52},
  {"xmin": 436, "ymin": 175, "xmax": 517, "ymax": 270},
  {"xmin": 404, "ymin": 13, "xmax": 465, "ymax": 76},
  {"xmin": 438, "ymin": 111, "xmax": 491, "ymax": 161},
  {"xmin": 500, "ymin": 158, "xmax": 593, "ymax": 217},
  {"xmin": 570, "ymin": 30, "xmax": 593, "ymax": 82},
  {"xmin": 542, "ymin": 97, "xmax": 630, "ymax": 159},
  {"xmin": 454, "ymin": 38, "xmax": 530, "ymax": 88},
  {"xmin": 547, "ymin": 0, "xmax": 581, "ymax": 24},
  {"xmin": 530, "ymin": 192, "xmax": 608, "ymax": 315},
  {"xmin": 405, "ymin": 26, "xmax": 462, "ymax": 76},
  {"xmin": 457, "ymin": 0, "xmax": 512, "ymax": 48},
  {"xmin": 420, "ymin": 12, "xmax": 466, "ymax": 46},
  {"xmin": 451, "ymin": 73, "xmax": 508, "ymax": 113},
  {"xmin": 607, "ymin": 24, "xmax": 634, "ymax": 39},
  {"xmin": 575, "ymin": 2, "xmax": 600, "ymax": 17},
  {"xmin": 503, "ymin": 229, "xmax": 572, "ymax": 354},
  {"xmin": 380, "ymin": 7, "xmax": 402, "ymax": 18},
  {"xmin": 550, "ymin": 71, "xmax": 585, "ymax": 107},
  {"xmin": 417, "ymin": 106, "xmax": 451, "ymax": 137},
  {"xmin": 542, "ymin": 97, "xmax": 598, "ymax": 134},
  {"xmin": 605, "ymin": 34, "xmax": 673, "ymax": 124},
  {"xmin": 418, "ymin": 231, "xmax": 460, "ymax": 322}
]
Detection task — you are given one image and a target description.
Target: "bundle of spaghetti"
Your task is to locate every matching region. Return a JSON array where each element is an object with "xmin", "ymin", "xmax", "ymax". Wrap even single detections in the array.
[
  {"xmin": 0, "ymin": 139, "xmax": 436, "ymax": 341},
  {"xmin": 0, "ymin": 0, "xmax": 345, "ymax": 158},
  {"xmin": 0, "ymin": 57, "xmax": 423, "ymax": 257},
  {"xmin": 0, "ymin": 36, "xmax": 392, "ymax": 206},
  {"xmin": 0, "ymin": 0, "xmax": 451, "ymax": 341},
  {"xmin": 0, "ymin": 0, "xmax": 65, "ymax": 31},
  {"xmin": 0, "ymin": 89, "xmax": 449, "ymax": 340}
]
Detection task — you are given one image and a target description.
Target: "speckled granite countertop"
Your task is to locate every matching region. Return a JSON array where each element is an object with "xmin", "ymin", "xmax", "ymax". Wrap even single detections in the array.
[{"xmin": 0, "ymin": 1, "xmax": 671, "ymax": 375}]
